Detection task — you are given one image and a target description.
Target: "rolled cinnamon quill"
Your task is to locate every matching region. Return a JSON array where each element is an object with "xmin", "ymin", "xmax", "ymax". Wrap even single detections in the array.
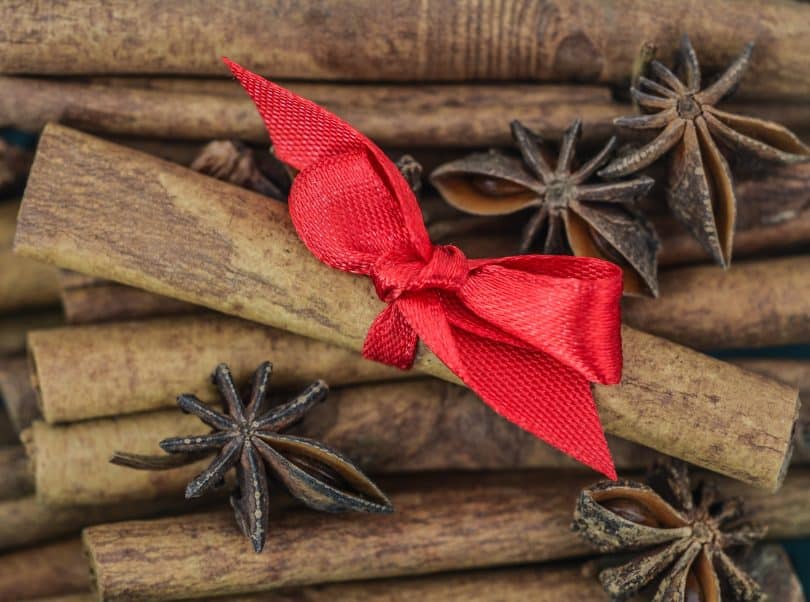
[
  {"xmin": 26, "ymin": 380, "xmax": 658, "ymax": 506},
  {"xmin": 145, "ymin": 544, "xmax": 802, "ymax": 602},
  {"xmin": 623, "ymin": 256, "xmax": 810, "ymax": 350},
  {"xmin": 14, "ymin": 126, "xmax": 800, "ymax": 490},
  {"xmin": 29, "ymin": 314, "xmax": 411, "ymax": 423},
  {"xmin": 82, "ymin": 469, "xmax": 810, "ymax": 601},
  {"xmin": 0, "ymin": 538, "xmax": 88, "ymax": 602},
  {"xmin": 59, "ymin": 277, "xmax": 196, "ymax": 324},
  {"xmin": 0, "ymin": 76, "xmax": 620, "ymax": 148},
  {"xmin": 2, "ymin": 1, "xmax": 809, "ymax": 100},
  {"xmin": 3, "ymin": 76, "xmax": 810, "ymax": 150}
]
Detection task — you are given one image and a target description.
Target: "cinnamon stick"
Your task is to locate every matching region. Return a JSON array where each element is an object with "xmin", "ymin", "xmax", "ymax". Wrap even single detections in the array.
[
  {"xmin": 623, "ymin": 256, "xmax": 810, "ymax": 350},
  {"xmin": 82, "ymin": 469, "xmax": 810, "ymax": 601},
  {"xmin": 0, "ymin": 538, "xmax": 88, "ymax": 602},
  {"xmin": 0, "ymin": 202, "xmax": 60, "ymax": 313},
  {"xmin": 14, "ymin": 126, "xmax": 800, "ymax": 490},
  {"xmin": 26, "ymin": 380, "xmax": 658, "ymax": 506},
  {"xmin": 0, "ymin": 76, "xmax": 620, "ymax": 148},
  {"xmin": 29, "ymin": 314, "xmax": 411, "ymax": 424},
  {"xmin": 0, "ymin": 445, "xmax": 33, "ymax": 500},
  {"xmin": 0, "ymin": 355, "xmax": 41, "ymax": 432},
  {"xmin": 3, "ymin": 76, "xmax": 810, "ymax": 148},
  {"xmin": 59, "ymin": 279, "xmax": 196, "ymax": 324},
  {"xmin": 142, "ymin": 544, "xmax": 802, "ymax": 602},
  {"xmin": 2, "ymin": 1, "xmax": 809, "ymax": 100}
]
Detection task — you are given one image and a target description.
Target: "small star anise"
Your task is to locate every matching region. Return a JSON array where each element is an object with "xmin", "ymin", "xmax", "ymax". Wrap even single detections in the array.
[
  {"xmin": 112, "ymin": 362, "xmax": 393, "ymax": 552},
  {"xmin": 573, "ymin": 461, "xmax": 766, "ymax": 601},
  {"xmin": 600, "ymin": 34, "xmax": 810, "ymax": 268},
  {"xmin": 430, "ymin": 119, "xmax": 660, "ymax": 296},
  {"xmin": 190, "ymin": 140, "xmax": 292, "ymax": 200}
]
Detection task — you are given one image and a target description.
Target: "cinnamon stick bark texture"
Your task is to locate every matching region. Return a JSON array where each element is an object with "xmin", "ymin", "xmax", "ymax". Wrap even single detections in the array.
[
  {"xmin": 27, "ymin": 380, "xmax": 658, "ymax": 506},
  {"xmin": 623, "ymin": 256, "xmax": 810, "ymax": 350},
  {"xmin": 0, "ymin": 76, "xmax": 621, "ymax": 147},
  {"xmin": 84, "ymin": 472, "xmax": 595, "ymax": 601},
  {"xmin": 0, "ymin": 538, "xmax": 88, "ymax": 602},
  {"xmin": 0, "ymin": 355, "xmax": 41, "ymax": 432},
  {"xmin": 2, "ymin": 1, "xmax": 809, "ymax": 99},
  {"xmin": 144, "ymin": 544, "xmax": 802, "ymax": 602},
  {"xmin": 3, "ymin": 77, "xmax": 810, "ymax": 148},
  {"xmin": 29, "ymin": 314, "xmax": 410, "ymax": 423},
  {"xmin": 82, "ymin": 469, "xmax": 810, "ymax": 601},
  {"xmin": 59, "ymin": 277, "xmax": 196, "ymax": 324},
  {"xmin": 657, "ymin": 162, "xmax": 810, "ymax": 267},
  {"xmin": 14, "ymin": 126, "xmax": 800, "ymax": 490},
  {"xmin": 0, "ymin": 202, "xmax": 60, "ymax": 313}
]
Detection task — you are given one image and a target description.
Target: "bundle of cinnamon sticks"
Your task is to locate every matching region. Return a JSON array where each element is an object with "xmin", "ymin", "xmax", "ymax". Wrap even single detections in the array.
[{"xmin": 2, "ymin": 2, "xmax": 809, "ymax": 600}]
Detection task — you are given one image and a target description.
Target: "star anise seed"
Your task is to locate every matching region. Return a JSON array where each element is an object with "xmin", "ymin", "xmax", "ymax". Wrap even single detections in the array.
[
  {"xmin": 431, "ymin": 119, "xmax": 660, "ymax": 296},
  {"xmin": 573, "ymin": 460, "xmax": 766, "ymax": 601},
  {"xmin": 600, "ymin": 34, "xmax": 810, "ymax": 268},
  {"xmin": 112, "ymin": 362, "xmax": 393, "ymax": 552}
]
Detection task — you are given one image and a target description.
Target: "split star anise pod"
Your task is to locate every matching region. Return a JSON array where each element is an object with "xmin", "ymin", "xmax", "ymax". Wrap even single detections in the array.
[
  {"xmin": 112, "ymin": 362, "xmax": 393, "ymax": 552},
  {"xmin": 600, "ymin": 34, "xmax": 810, "ymax": 268},
  {"xmin": 431, "ymin": 119, "xmax": 660, "ymax": 296},
  {"xmin": 573, "ymin": 461, "xmax": 766, "ymax": 601}
]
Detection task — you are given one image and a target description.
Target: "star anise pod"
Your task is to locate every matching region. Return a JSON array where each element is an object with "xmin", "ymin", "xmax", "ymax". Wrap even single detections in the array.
[
  {"xmin": 600, "ymin": 34, "xmax": 810, "ymax": 268},
  {"xmin": 112, "ymin": 362, "xmax": 393, "ymax": 552},
  {"xmin": 190, "ymin": 140, "xmax": 292, "ymax": 200},
  {"xmin": 430, "ymin": 119, "xmax": 660, "ymax": 296},
  {"xmin": 573, "ymin": 461, "xmax": 766, "ymax": 601}
]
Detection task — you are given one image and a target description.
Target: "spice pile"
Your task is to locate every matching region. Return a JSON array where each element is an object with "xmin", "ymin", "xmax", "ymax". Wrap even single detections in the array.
[{"xmin": 0, "ymin": 2, "xmax": 809, "ymax": 601}]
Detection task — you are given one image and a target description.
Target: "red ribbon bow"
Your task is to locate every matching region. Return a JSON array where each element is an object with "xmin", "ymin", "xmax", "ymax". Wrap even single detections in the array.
[{"xmin": 225, "ymin": 59, "xmax": 623, "ymax": 478}]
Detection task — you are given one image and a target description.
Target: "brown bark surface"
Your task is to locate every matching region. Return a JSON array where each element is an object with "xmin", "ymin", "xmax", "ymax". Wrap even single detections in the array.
[
  {"xmin": 14, "ymin": 126, "xmax": 800, "ymax": 490},
  {"xmin": 60, "ymin": 279, "xmax": 196, "ymax": 324},
  {"xmin": 0, "ymin": 538, "xmax": 88, "ymax": 602},
  {"xmin": 159, "ymin": 544, "xmax": 803, "ymax": 602},
  {"xmin": 82, "ymin": 469, "xmax": 810, "ymax": 601},
  {"xmin": 2, "ymin": 76, "xmax": 809, "ymax": 149},
  {"xmin": 0, "ymin": 76, "xmax": 620, "ymax": 147},
  {"xmin": 1, "ymin": 1, "xmax": 808, "ymax": 100},
  {"xmin": 623, "ymin": 256, "xmax": 810, "ymax": 350},
  {"xmin": 27, "ymin": 380, "xmax": 658, "ymax": 506},
  {"xmin": 0, "ymin": 311, "xmax": 63, "ymax": 357},
  {"xmin": 29, "ymin": 314, "xmax": 410, "ymax": 423}
]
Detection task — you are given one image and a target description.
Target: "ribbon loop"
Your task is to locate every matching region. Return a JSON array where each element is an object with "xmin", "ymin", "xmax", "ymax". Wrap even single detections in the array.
[
  {"xmin": 371, "ymin": 244, "xmax": 468, "ymax": 303},
  {"xmin": 226, "ymin": 59, "xmax": 624, "ymax": 479}
]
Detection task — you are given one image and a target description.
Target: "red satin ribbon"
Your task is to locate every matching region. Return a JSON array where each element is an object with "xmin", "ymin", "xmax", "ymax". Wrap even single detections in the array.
[{"xmin": 225, "ymin": 59, "xmax": 623, "ymax": 478}]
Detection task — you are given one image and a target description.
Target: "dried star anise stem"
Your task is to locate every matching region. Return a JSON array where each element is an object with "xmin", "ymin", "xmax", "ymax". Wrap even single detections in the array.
[
  {"xmin": 573, "ymin": 461, "xmax": 766, "ymax": 601},
  {"xmin": 601, "ymin": 34, "xmax": 810, "ymax": 268},
  {"xmin": 112, "ymin": 362, "xmax": 392, "ymax": 552},
  {"xmin": 431, "ymin": 119, "xmax": 660, "ymax": 296}
]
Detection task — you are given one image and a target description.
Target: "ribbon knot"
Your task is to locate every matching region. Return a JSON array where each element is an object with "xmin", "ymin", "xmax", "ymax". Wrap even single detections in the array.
[
  {"xmin": 371, "ymin": 244, "xmax": 468, "ymax": 303},
  {"xmin": 225, "ymin": 58, "xmax": 624, "ymax": 479}
]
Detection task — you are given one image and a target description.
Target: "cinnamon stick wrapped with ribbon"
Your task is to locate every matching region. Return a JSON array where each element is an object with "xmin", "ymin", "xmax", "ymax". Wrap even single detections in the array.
[{"xmin": 224, "ymin": 59, "xmax": 623, "ymax": 477}]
